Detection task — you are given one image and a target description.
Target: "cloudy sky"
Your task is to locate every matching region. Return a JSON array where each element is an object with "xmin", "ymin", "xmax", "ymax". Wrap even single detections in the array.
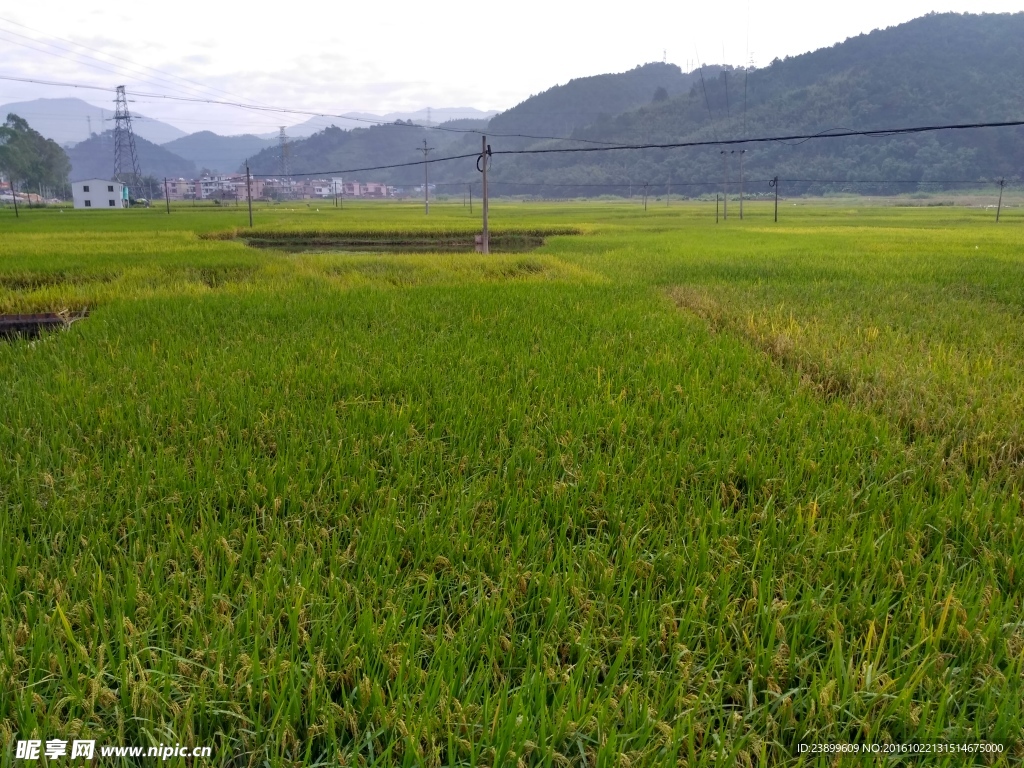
[{"xmin": 1, "ymin": 0, "xmax": 1022, "ymax": 135}]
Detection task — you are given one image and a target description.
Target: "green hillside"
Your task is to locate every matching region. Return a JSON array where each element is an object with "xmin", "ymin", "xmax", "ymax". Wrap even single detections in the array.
[
  {"xmin": 484, "ymin": 62, "xmax": 719, "ymax": 147},
  {"xmin": 67, "ymin": 131, "xmax": 197, "ymax": 184},
  {"xmin": 481, "ymin": 12, "xmax": 1024, "ymax": 195},
  {"xmin": 245, "ymin": 120, "xmax": 472, "ymax": 188},
  {"xmin": 243, "ymin": 65, "xmax": 722, "ymax": 187}
]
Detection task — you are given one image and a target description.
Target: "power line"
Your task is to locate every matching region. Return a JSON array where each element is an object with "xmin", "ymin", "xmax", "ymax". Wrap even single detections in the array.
[
  {"xmin": 0, "ymin": 31, "xmax": 212, "ymax": 102},
  {"xmin": 0, "ymin": 74, "xmax": 124, "ymax": 93},
  {"xmin": 267, "ymin": 152, "xmax": 483, "ymax": 177},
  {"xmin": 155, "ymin": 173, "xmax": 1018, "ymax": 189},
  {"xmin": 0, "ymin": 16, "xmax": 278, "ymax": 107},
  {"xmin": 0, "ymin": 110, "xmax": 283, "ymax": 131},
  {"xmin": 245, "ymin": 118, "xmax": 1024, "ymax": 179},
  {"xmin": 9, "ymin": 73, "xmax": 1020, "ymax": 159},
  {"xmin": 0, "ymin": 74, "xmax": 620, "ymax": 145},
  {"xmin": 7, "ymin": 70, "xmax": 1017, "ymax": 182},
  {"xmin": 427, "ymin": 180, "xmax": 728, "ymax": 188},
  {"xmin": 779, "ymin": 178, "xmax": 1006, "ymax": 184},
  {"xmin": 694, "ymin": 48, "xmax": 715, "ymax": 128},
  {"xmin": 115, "ymin": 89, "xmax": 622, "ymax": 144},
  {"xmin": 490, "ymin": 119, "xmax": 1024, "ymax": 157}
]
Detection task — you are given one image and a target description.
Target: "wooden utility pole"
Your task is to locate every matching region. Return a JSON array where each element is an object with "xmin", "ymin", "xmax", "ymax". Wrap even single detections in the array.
[
  {"xmin": 479, "ymin": 136, "xmax": 490, "ymax": 254},
  {"xmin": 996, "ymin": 179, "xmax": 1005, "ymax": 222},
  {"xmin": 11, "ymin": 177, "xmax": 18, "ymax": 218},
  {"xmin": 164, "ymin": 178, "xmax": 170, "ymax": 214},
  {"xmin": 643, "ymin": 182, "xmax": 649, "ymax": 211},
  {"xmin": 770, "ymin": 176, "xmax": 779, "ymax": 222},
  {"xmin": 245, "ymin": 164, "xmax": 253, "ymax": 228},
  {"xmin": 716, "ymin": 193, "xmax": 719, "ymax": 224},
  {"xmin": 721, "ymin": 151, "xmax": 729, "ymax": 220},
  {"xmin": 418, "ymin": 139, "xmax": 434, "ymax": 214},
  {"xmin": 736, "ymin": 150, "xmax": 746, "ymax": 219}
]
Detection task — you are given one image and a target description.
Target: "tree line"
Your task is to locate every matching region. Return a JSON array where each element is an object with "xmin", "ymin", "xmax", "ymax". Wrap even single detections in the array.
[{"xmin": 0, "ymin": 113, "xmax": 71, "ymax": 200}]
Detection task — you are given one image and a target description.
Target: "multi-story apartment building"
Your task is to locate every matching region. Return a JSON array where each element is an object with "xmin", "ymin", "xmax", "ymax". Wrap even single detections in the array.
[{"xmin": 164, "ymin": 179, "xmax": 195, "ymax": 200}]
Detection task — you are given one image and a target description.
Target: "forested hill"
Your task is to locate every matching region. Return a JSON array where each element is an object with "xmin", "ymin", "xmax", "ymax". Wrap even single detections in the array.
[
  {"xmin": 243, "ymin": 64, "xmax": 723, "ymax": 186},
  {"xmin": 484, "ymin": 62, "xmax": 721, "ymax": 147},
  {"xmin": 245, "ymin": 121, "xmax": 463, "ymax": 185},
  {"xmin": 245, "ymin": 12, "xmax": 1024, "ymax": 195},
  {"xmin": 67, "ymin": 131, "xmax": 197, "ymax": 183},
  {"xmin": 480, "ymin": 12, "xmax": 1024, "ymax": 195}
]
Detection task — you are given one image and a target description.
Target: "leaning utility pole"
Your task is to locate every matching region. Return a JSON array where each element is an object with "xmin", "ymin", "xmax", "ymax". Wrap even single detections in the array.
[
  {"xmin": 418, "ymin": 139, "xmax": 434, "ymax": 214},
  {"xmin": 113, "ymin": 85, "xmax": 144, "ymax": 198},
  {"xmin": 996, "ymin": 179, "xmax": 1005, "ymax": 222},
  {"xmin": 164, "ymin": 177, "xmax": 170, "ymax": 214}
]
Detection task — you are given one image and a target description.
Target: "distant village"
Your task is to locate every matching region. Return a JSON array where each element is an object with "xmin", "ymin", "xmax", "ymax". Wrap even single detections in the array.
[
  {"xmin": 163, "ymin": 176, "xmax": 397, "ymax": 202},
  {"xmin": 1, "ymin": 175, "xmax": 413, "ymax": 207},
  {"xmin": 0, "ymin": 179, "xmax": 50, "ymax": 205}
]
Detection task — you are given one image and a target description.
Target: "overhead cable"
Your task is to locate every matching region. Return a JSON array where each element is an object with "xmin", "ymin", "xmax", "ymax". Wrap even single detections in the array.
[
  {"xmin": 236, "ymin": 119, "xmax": 1024, "ymax": 178},
  {"xmin": 0, "ymin": 74, "xmax": 620, "ymax": 145}
]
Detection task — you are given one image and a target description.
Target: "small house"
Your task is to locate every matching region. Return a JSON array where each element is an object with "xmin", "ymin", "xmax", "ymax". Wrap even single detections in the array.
[{"xmin": 72, "ymin": 179, "xmax": 128, "ymax": 209}]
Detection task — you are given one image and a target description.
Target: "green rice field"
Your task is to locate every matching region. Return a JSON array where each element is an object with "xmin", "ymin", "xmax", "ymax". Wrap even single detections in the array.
[{"xmin": 2, "ymin": 199, "xmax": 1023, "ymax": 766}]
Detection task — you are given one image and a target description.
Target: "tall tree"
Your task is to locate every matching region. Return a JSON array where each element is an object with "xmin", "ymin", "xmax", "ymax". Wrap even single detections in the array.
[{"xmin": 0, "ymin": 113, "xmax": 71, "ymax": 193}]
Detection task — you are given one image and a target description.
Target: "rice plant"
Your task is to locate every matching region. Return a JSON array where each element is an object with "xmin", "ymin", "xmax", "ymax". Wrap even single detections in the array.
[{"xmin": 1, "ymin": 200, "xmax": 1022, "ymax": 766}]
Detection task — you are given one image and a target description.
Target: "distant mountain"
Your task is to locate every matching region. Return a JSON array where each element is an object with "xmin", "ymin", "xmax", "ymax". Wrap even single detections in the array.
[
  {"xmin": 0, "ymin": 97, "xmax": 188, "ymax": 146},
  {"xmin": 162, "ymin": 131, "xmax": 276, "ymax": 173},
  {"xmin": 67, "ymin": 130, "xmax": 196, "ymax": 183},
  {"xmin": 273, "ymin": 107, "xmax": 497, "ymax": 138}
]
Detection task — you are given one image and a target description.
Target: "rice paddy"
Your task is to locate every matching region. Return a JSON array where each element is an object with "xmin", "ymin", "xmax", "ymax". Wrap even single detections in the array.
[{"xmin": 1, "ymin": 200, "xmax": 1023, "ymax": 766}]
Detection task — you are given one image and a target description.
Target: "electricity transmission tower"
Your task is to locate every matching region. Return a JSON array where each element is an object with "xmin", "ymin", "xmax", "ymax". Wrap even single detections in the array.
[
  {"xmin": 112, "ymin": 85, "xmax": 144, "ymax": 197},
  {"xmin": 278, "ymin": 127, "xmax": 289, "ymax": 176}
]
